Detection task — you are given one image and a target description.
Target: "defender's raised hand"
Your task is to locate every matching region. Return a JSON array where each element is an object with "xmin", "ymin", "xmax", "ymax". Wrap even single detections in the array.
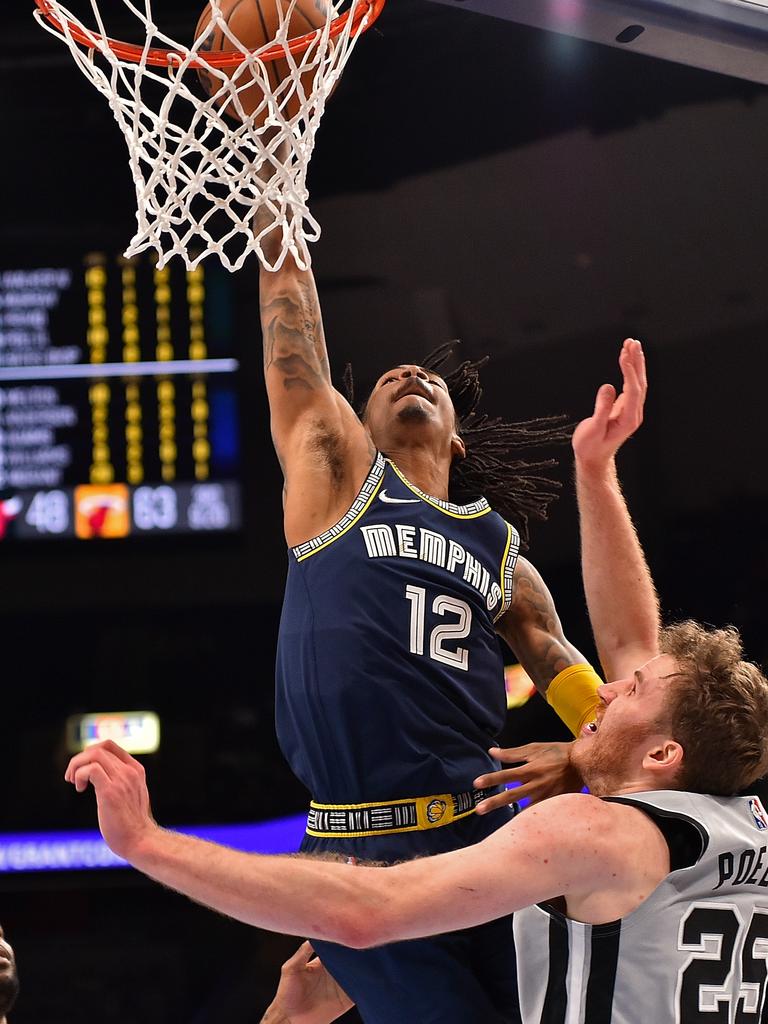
[
  {"xmin": 574, "ymin": 338, "xmax": 659, "ymax": 681},
  {"xmin": 572, "ymin": 338, "xmax": 647, "ymax": 470},
  {"xmin": 65, "ymin": 740, "xmax": 157, "ymax": 860}
]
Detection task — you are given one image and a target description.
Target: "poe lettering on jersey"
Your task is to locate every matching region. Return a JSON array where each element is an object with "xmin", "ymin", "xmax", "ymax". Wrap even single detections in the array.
[
  {"xmin": 713, "ymin": 845, "xmax": 768, "ymax": 890},
  {"xmin": 360, "ymin": 523, "xmax": 504, "ymax": 613}
]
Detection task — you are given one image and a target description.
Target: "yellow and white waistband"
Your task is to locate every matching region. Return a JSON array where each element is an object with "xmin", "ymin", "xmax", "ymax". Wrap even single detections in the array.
[{"xmin": 306, "ymin": 786, "xmax": 503, "ymax": 839}]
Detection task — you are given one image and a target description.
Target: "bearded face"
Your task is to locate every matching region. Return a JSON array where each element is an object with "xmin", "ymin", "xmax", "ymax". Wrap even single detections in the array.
[
  {"xmin": 572, "ymin": 711, "xmax": 667, "ymax": 796},
  {"xmin": 571, "ymin": 655, "xmax": 680, "ymax": 796}
]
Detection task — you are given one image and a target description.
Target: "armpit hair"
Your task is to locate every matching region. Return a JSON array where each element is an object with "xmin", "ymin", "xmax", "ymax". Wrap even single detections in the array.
[{"xmin": 308, "ymin": 419, "xmax": 347, "ymax": 487}]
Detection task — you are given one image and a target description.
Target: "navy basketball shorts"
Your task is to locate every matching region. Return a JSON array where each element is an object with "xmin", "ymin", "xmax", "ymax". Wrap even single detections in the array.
[{"xmin": 301, "ymin": 808, "xmax": 521, "ymax": 1024}]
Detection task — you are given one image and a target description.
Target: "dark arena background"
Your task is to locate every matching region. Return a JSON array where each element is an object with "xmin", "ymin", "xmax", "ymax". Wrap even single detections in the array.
[{"xmin": 2, "ymin": 1, "xmax": 768, "ymax": 1020}]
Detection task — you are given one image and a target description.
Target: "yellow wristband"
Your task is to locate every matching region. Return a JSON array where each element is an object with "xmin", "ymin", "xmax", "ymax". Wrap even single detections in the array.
[{"xmin": 546, "ymin": 663, "xmax": 602, "ymax": 737}]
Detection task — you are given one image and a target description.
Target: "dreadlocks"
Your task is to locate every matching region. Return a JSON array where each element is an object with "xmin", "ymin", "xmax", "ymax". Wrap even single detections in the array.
[{"xmin": 344, "ymin": 341, "xmax": 574, "ymax": 547}]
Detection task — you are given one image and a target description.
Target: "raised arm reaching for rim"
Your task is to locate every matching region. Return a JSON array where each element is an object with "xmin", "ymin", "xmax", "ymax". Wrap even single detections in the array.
[{"xmin": 258, "ymin": 229, "xmax": 376, "ymax": 548}]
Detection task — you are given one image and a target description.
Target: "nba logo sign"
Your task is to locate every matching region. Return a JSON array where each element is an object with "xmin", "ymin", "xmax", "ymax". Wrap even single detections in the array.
[{"xmin": 748, "ymin": 798, "xmax": 768, "ymax": 831}]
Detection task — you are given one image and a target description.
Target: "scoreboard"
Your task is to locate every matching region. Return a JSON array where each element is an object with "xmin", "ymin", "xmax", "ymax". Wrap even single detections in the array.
[{"xmin": 0, "ymin": 253, "xmax": 242, "ymax": 541}]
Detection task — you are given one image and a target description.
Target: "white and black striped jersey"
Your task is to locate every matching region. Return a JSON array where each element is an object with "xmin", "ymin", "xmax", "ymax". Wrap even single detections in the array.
[{"xmin": 509, "ymin": 790, "xmax": 768, "ymax": 1024}]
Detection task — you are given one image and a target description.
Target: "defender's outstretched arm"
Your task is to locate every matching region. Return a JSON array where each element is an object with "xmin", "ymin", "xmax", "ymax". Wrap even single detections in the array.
[
  {"xmin": 480, "ymin": 340, "xmax": 657, "ymax": 810},
  {"xmin": 66, "ymin": 741, "xmax": 652, "ymax": 948},
  {"xmin": 573, "ymin": 339, "xmax": 659, "ymax": 680}
]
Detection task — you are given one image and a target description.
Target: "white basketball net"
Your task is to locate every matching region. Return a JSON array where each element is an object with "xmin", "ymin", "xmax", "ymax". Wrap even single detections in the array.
[{"xmin": 33, "ymin": 0, "xmax": 379, "ymax": 271}]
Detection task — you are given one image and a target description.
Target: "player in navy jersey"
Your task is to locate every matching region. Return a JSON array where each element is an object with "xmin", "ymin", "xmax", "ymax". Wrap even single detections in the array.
[
  {"xmin": 255, "ymin": 233, "xmax": 653, "ymax": 1022},
  {"xmin": 66, "ymin": 341, "xmax": 768, "ymax": 1024},
  {"xmin": 256, "ymin": 244, "xmax": 650, "ymax": 1022}
]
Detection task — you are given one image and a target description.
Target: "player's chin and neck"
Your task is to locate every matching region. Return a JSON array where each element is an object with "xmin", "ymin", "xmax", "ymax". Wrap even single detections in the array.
[
  {"xmin": 374, "ymin": 404, "xmax": 449, "ymax": 447},
  {"xmin": 395, "ymin": 398, "xmax": 436, "ymax": 425},
  {"xmin": 573, "ymin": 741, "xmax": 677, "ymax": 798},
  {"xmin": 572, "ymin": 736, "xmax": 635, "ymax": 797}
]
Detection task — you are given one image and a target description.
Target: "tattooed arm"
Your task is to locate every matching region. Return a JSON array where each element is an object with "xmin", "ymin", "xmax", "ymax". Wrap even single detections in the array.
[
  {"xmin": 473, "ymin": 561, "xmax": 589, "ymax": 812},
  {"xmin": 260, "ymin": 257, "xmax": 333, "ymax": 435},
  {"xmin": 496, "ymin": 557, "xmax": 586, "ymax": 696},
  {"xmin": 258, "ymin": 242, "xmax": 374, "ymax": 545}
]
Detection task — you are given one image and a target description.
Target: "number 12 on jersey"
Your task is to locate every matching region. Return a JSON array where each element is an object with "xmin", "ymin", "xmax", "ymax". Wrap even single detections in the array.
[{"xmin": 405, "ymin": 585, "xmax": 472, "ymax": 672}]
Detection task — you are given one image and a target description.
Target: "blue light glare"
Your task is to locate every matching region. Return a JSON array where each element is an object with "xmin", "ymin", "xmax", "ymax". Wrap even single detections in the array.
[
  {"xmin": 0, "ymin": 814, "xmax": 308, "ymax": 874},
  {"xmin": 505, "ymin": 781, "xmax": 589, "ymax": 812}
]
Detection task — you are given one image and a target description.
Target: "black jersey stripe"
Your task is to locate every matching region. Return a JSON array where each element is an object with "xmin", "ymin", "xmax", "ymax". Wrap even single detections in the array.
[
  {"xmin": 505, "ymin": 924, "xmax": 524, "ymax": 1024},
  {"xmin": 584, "ymin": 923, "xmax": 621, "ymax": 1024},
  {"xmin": 540, "ymin": 917, "xmax": 569, "ymax": 1024}
]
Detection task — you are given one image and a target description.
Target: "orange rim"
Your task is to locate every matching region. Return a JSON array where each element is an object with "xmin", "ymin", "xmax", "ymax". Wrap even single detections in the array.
[{"xmin": 33, "ymin": 0, "xmax": 385, "ymax": 67}]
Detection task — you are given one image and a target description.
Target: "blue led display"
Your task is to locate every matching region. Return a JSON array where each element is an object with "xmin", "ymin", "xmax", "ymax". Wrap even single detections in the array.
[{"xmin": 0, "ymin": 814, "xmax": 307, "ymax": 873}]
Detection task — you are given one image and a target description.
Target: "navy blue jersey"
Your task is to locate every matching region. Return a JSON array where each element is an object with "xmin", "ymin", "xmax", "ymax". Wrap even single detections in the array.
[{"xmin": 276, "ymin": 452, "xmax": 519, "ymax": 804}]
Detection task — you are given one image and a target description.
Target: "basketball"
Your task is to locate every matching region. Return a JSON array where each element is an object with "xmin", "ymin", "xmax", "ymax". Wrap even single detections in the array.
[{"xmin": 194, "ymin": 0, "xmax": 333, "ymax": 124}]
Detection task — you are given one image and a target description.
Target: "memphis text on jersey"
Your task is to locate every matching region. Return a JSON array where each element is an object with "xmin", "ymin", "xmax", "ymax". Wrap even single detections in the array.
[{"xmin": 360, "ymin": 522, "xmax": 504, "ymax": 614}]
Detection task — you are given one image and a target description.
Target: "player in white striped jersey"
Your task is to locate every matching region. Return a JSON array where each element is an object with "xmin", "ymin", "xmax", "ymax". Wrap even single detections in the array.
[{"xmin": 66, "ymin": 341, "xmax": 768, "ymax": 1024}]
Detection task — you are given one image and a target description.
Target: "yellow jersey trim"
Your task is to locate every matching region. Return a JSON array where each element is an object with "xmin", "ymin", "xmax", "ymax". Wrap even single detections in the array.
[
  {"xmin": 386, "ymin": 460, "xmax": 491, "ymax": 520},
  {"xmin": 493, "ymin": 521, "xmax": 521, "ymax": 623},
  {"xmin": 546, "ymin": 663, "xmax": 603, "ymax": 737},
  {"xmin": 292, "ymin": 453, "xmax": 385, "ymax": 562}
]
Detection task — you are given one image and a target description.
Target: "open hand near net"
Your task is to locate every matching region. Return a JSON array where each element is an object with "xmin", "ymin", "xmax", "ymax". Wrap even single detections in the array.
[
  {"xmin": 262, "ymin": 941, "xmax": 355, "ymax": 1024},
  {"xmin": 64, "ymin": 740, "xmax": 157, "ymax": 860},
  {"xmin": 571, "ymin": 338, "xmax": 647, "ymax": 471},
  {"xmin": 473, "ymin": 742, "xmax": 584, "ymax": 813}
]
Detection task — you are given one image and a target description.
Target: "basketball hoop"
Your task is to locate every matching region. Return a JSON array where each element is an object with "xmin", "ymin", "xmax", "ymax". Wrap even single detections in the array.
[{"xmin": 32, "ymin": 0, "xmax": 386, "ymax": 272}]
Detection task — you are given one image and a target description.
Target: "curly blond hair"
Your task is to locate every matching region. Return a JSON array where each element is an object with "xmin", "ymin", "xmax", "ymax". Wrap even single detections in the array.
[{"xmin": 661, "ymin": 621, "xmax": 768, "ymax": 795}]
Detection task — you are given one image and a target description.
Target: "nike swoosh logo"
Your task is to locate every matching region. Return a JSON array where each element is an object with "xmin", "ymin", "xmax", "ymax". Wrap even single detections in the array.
[{"xmin": 378, "ymin": 490, "xmax": 420, "ymax": 505}]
